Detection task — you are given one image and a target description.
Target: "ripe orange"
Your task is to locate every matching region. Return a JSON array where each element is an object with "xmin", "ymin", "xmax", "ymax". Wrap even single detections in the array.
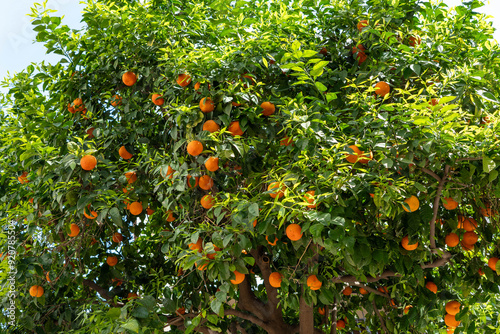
[
  {"xmin": 359, "ymin": 287, "xmax": 368, "ymax": 295},
  {"xmin": 199, "ymin": 97, "xmax": 215, "ymax": 113},
  {"xmin": 177, "ymin": 307, "xmax": 186, "ymax": 315},
  {"xmin": 286, "ymin": 224, "xmax": 303, "ymax": 241},
  {"xmin": 127, "ymin": 292, "xmax": 139, "ymax": 300},
  {"xmin": 442, "ymin": 197, "xmax": 458, "ymax": 210},
  {"xmin": 68, "ymin": 223, "xmax": 80, "ymax": 237},
  {"xmin": 231, "ymin": 270, "xmax": 245, "ymax": 284},
  {"xmin": 119, "ymin": 146, "xmax": 133, "ymax": 159},
  {"xmin": 201, "ymin": 195, "xmax": 214, "ymax": 209},
  {"xmin": 73, "ymin": 98, "xmax": 85, "ymax": 112},
  {"xmin": 18, "ymin": 171, "xmax": 29, "ymax": 184},
  {"xmin": 205, "ymin": 157, "xmax": 219, "ymax": 172},
  {"xmin": 202, "ymin": 120, "xmax": 220, "ymax": 133},
  {"xmin": 306, "ymin": 274, "xmax": 322, "ymax": 290},
  {"xmin": 112, "ymin": 232, "xmax": 123, "ymax": 243},
  {"xmin": 261, "ymin": 101, "xmax": 275, "ymax": 116},
  {"xmin": 147, "ymin": 207, "xmax": 155, "ymax": 215},
  {"xmin": 107, "ymin": 255, "xmax": 118, "ymax": 266},
  {"xmin": 125, "ymin": 171, "xmax": 137, "ymax": 184},
  {"xmin": 280, "ymin": 136, "xmax": 293, "ymax": 146},
  {"xmin": 199, "ymin": 175, "xmax": 214, "ymax": 190},
  {"xmin": 46, "ymin": 272, "xmax": 51, "ymax": 282},
  {"xmin": 404, "ymin": 305, "xmax": 412, "ymax": 314},
  {"xmin": 401, "ymin": 236, "xmax": 418, "ymax": 250},
  {"xmin": 166, "ymin": 210, "xmax": 176, "ymax": 222},
  {"xmin": 81, "ymin": 155, "xmax": 97, "ymax": 171},
  {"xmin": 151, "ymin": 93, "xmax": 164, "ymax": 106},
  {"xmin": 409, "ymin": 36, "xmax": 421, "ymax": 47},
  {"xmin": 336, "ymin": 319, "xmax": 346, "ymax": 329},
  {"xmin": 345, "ymin": 145, "xmax": 371, "ymax": 164},
  {"xmin": 425, "ymin": 281, "xmax": 437, "ymax": 294},
  {"xmin": 457, "ymin": 216, "xmax": 477, "ymax": 231},
  {"xmin": 378, "ymin": 286, "xmax": 388, "ymax": 294},
  {"xmin": 462, "ymin": 231, "xmax": 478, "ymax": 245},
  {"xmin": 187, "ymin": 140, "xmax": 203, "ymax": 156},
  {"xmin": 488, "ymin": 257, "xmax": 499, "ymax": 271},
  {"xmin": 166, "ymin": 166, "xmax": 175, "ymax": 179},
  {"xmin": 86, "ymin": 127, "xmax": 95, "ymax": 139},
  {"xmin": 460, "ymin": 241, "xmax": 474, "ymax": 251},
  {"xmin": 83, "ymin": 205, "xmax": 98, "ymax": 219},
  {"xmin": 480, "ymin": 203, "xmax": 498, "ymax": 217},
  {"xmin": 445, "ymin": 301, "xmax": 461, "ymax": 315},
  {"xmin": 357, "ymin": 20, "xmax": 368, "ymax": 31},
  {"xmin": 444, "ymin": 314, "xmax": 461, "ymax": 327},
  {"xmin": 318, "ymin": 307, "xmax": 325, "ymax": 315},
  {"xmin": 228, "ymin": 121, "xmax": 244, "ymax": 136},
  {"xmin": 268, "ymin": 182, "xmax": 285, "ymax": 199},
  {"xmin": 478, "ymin": 268, "xmax": 485, "ymax": 276},
  {"xmin": 266, "ymin": 236, "xmax": 278, "ymax": 246},
  {"xmin": 445, "ymin": 233, "xmax": 459, "ymax": 247},
  {"xmin": 187, "ymin": 175, "xmax": 199, "ymax": 188},
  {"xmin": 189, "ymin": 238, "xmax": 203, "ymax": 252},
  {"xmin": 177, "ymin": 73, "xmax": 191, "ymax": 87},
  {"xmin": 352, "ymin": 44, "xmax": 367, "ymax": 64},
  {"xmin": 342, "ymin": 286, "xmax": 353, "ymax": 296},
  {"xmin": 111, "ymin": 94, "xmax": 122, "ymax": 107},
  {"xmin": 305, "ymin": 190, "xmax": 316, "ymax": 208},
  {"xmin": 269, "ymin": 272, "xmax": 282, "ymax": 288},
  {"xmin": 29, "ymin": 285, "xmax": 44, "ymax": 297},
  {"xmin": 129, "ymin": 202, "xmax": 143, "ymax": 215},
  {"xmin": 374, "ymin": 81, "xmax": 390, "ymax": 97},
  {"xmin": 402, "ymin": 196, "xmax": 419, "ymax": 212},
  {"xmin": 68, "ymin": 103, "xmax": 75, "ymax": 114},
  {"xmin": 122, "ymin": 71, "xmax": 137, "ymax": 86}
]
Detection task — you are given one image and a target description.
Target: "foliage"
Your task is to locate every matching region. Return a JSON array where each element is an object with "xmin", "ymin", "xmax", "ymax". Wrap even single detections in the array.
[{"xmin": 1, "ymin": 0, "xmax": 500, "ymax": 333}]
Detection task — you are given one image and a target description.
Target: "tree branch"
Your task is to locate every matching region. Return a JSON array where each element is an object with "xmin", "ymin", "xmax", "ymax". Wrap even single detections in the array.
[
  {"xmin": 456, "ymin": 157, "xmax": 482, "ymax": 162},
  {"xmin": 352, "ymin": 283, "xmax": 389, "ymax": 298},
  {"xmin": 330, "ymin": 297, "xmax": 338, "ymax": 334},
  {"xmin": 421, "ymin": 167, "xmax": 441, "ymax": 182},
  {"xmin": 225, "ymin": 309, "xmax": 268, "ymax": 329},
  {"xmin": 429, "ymin": 165, "xmax": 450, "ymax": 249},
  {"xmin": 236, "ymin": 270, "xmax": 267, "ymax": 320},
  {"xmin": 249, "ymin": 247, "xmax": 280, "ymax": 309},
  {"xmin": 82, "ymin": 279, "xmax": 123, "ymax": 307},
  {"xmin": 372, "ymin": 300, "xmax": 388, "ymax": 334}
]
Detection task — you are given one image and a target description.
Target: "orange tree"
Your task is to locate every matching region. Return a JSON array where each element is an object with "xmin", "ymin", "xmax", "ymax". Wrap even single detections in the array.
[{"xmin": 1, "ymin": 0, "xmax": 500, "ymax": 333}]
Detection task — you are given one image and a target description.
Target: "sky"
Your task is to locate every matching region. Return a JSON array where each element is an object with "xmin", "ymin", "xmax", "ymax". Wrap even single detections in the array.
[{"xmin": 0, "ymin": 0, "xmax": 499, "ymax": 90}]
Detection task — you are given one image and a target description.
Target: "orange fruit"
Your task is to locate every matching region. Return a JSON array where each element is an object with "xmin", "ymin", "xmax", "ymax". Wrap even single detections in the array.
[
  {"xmin": 280, "ymin": 136, "xmax": 293, "ymax": 146},
  {"xmin": 478, "ymin": 268, "xmax": 485, "ymax": 276},
  {"xmin": 357, "ymin": 20, "xmax": 368, "ymax": 31},
  {"xmin": 378, "ymin": 286, "xmax": 388, "ymax": 294},
  {"xmin": 127, "ymin": 292, "xmax": 138, "ymax": 300},
  {"xmin": 68, "ymin": 224, "xmax": 80, "ymax": 237},
  {"xmin": 177, "ymin": 307, "xmax": 186, "ymax": 315},
  {"xmin": 129, "ymin": 202, "xmax": 143, "ymax": 215},
  {"xmin": 187, "ymin": 140, "xmax": 203, "ymax": 156},
  {"xmin": 189, "ymin": 238, "xmax": 203, "ymax": 252},
  {"xmin": 480, "ymin": 203, "xmax": 497, "ymax": 217},
  {"xmin": 462, "ymin": 231, "xmax": 478, "ymax": 245},
  {"xmin": 199, "ymin": 175, "xmax": 214, "ymax": 190},
  {"xmin": 266, "ymin": 236, "xmax": 278, "ymax": 246},
  {"xmin": 68, "ymin": 103, "xmax": 75, "ymax": 113},
  {"xmin": 106, "ymin": 256, "xmax": 118, "ymax": 266},
  {"xmin": 18, "ymin": 171, "xmax": 29, "ymax": 184},
  {"xmin": 231, "ymin": 270, "xmax": 245, "ymax": 284},
  {"xmin": 151, "ymin": 93, "xmax": 164, "ymax": 106},
  {"xmin": 374, "ymin": 81, "xmax": 390, "ymax": 97},
  {"xmin": 269, "ymin": 272, "xmax": 282, "ymax": 288},
  {"xmin": 445, "ymin": 301, "xmax": 461, "ymax": 315},
  {"xmin": 404, "ymin": 305, "xmax": 412, "ymax": 314},
  {"xmin": 111, "ymin": 278, "xmax": 122, "ymax": 286},
  {"xmin": 306, "ymin": 274, "xmax": 322, "ymax": 290},
  {"xmin": 402, "ymin": 196, "xmax": 419, "ymax": 212},
  {"xmin": 112, "ymin": 232, "xmax": 123, "ymax": 243},
  {"xmin": 86, "ymin": 127, "xmax": 95, "ymax": 138},
  {"xmin": 447, "ymin": 327, "xmax": 456, "ymax": 334},
  {"xmin": 253, "ymin": 219, "xmax": 257, "ymax": 227},
  {"xmin": 425, "ymin": 281, "xmax": 437, "ymax": 294},
  {"xmin": 305, "ymin": 190, "xmax": 316, "ymax": 208},
  {"xmin": 359, "ymin": 287, "xmax": 368, "ymax": 295},
  {"xmin": 342, "ymin": 286, "xmax": 353, "ymax": 296},
  {"xmin": 336, "ymin": 319, "xmax": 346, "ymax": 329},
  {"xmin": 29, "ymin": 285, "xmax": 44, "ymax": 297},
  {"xmin": 125, "ymin": 171, "xmax": 137, "ymax": 184},
  {"xmin": 488, "ymin": 257, "xmax": 499, "ymax": 271},
  {"xmin": 401, "ymin": 236, "xmax": 418, "ymax": 250},
  {"xmin": 409, "ymin": 36, "xmax": 421, "ymax": 47},
  {"xmin": 352, "ymin": 44, "xmax": 367, "ymax": 64},
  {"xmin": 187, "ymin": 175, "xmax": 199, "ymax": 188},
  {"xmin": 194, "ymin": 82, "xmax": 201, "ymax": 90},
  {"xmin": 345, "ymin": 145, "xmax": 371, "ymax": 164},
  {"xmin": 166, "ymin": 210, "xmax": 175, "ymax": 222},
  {"xmin": 166, "ymin": 166, "xmax": 175, "ymax": 179},
  {"xmin": 445, "ymin": 233, "xmax": 459, "ymax": 247},
  {"xmin": 83, "ymin": 205, "xmax": 98, "ymax": 219},
  {"xmin": 119, "ymin": 146, "xmax": 133, "ymax": 159},
  {"xmin": 199, "ymin": 97, "xmax": 215, "ymax": 113},
  {"xmin": 457, "ymin": 216, "xmax": 477, "ymax": 231},
  {"xmin": 228, "ymin": 121, "xmax": 244, "ymax": 136},
  {"xmin": 177, "ymin": 73, "xmax": 191, "ymax": 87},
  {"xmin": 442, "ymin": 197, "xmax": 458, "ymax": 210},
  {"xmin": 146, "ymin": 207, "xmax": 155, "ymax": 215},
  {"xmin": 46, "ymin": 272, "xmax": 51, "ymax": 282},
  {"xmin": 444, "ymin": 314, "xmax": 461, "ymax": 327},
  {"xmin": 286, "ymin": 224, "xmax": 303, "ymax": 241},
  {"xmin": 122, "ymin": 71, "xmax": 137, "ymax": 86},
  {"xmin": 202, "ymin": 120, "xmax": 220, "ymax": 133},
  {"xmin": 261, "ymin": 101, "xmax": 275, "ymax": 116},
  {"xmin": 318, "ymin": 307, "xmax": 325, "ymax": 315},
  {"xmin": 232, "ymin": 101, "xmax": 241, "ymax": 107},
  {"xmin": 268, "ymin": 182, "xmax": 285, "ymax": 199},
  {"xmin": 201, "ymin": 195, "xmax": 214, "ymax": 209},
  {"xmin": 81, "ymin": 155, "xmax": 97, "ymax": 171},
  {"xmin": 110, "ymin": 94, "xmax": 122, "ymax": 107},
  {"xmin": 73, "ymin": 98, "xmax": 85, "ymax": 112},
  {"xmin": 205, "ymin": 157, "xmax": 219, "ymax": 172}
]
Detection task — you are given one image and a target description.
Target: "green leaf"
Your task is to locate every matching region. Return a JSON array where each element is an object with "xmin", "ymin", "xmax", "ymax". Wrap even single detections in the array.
[
  {"xmin": 381, "ymin": 159, "xmax": 393, "ymax": 168},
  {"xmin": 262, "ymin": 57, "xmax": 268, "ymax": 68},
  {"xmin": 109, "ymin": 207, "xmax": 123, "ymax": 227},
  {"xmin": 248, "ymin": 203, "xmax": 259, "ymax": 217},
  {"xmin": 131, "ymin": 306, "xmax": 149, "ymax": 319},
  {"xmin": 210, "ymin": 299, "xmax": 222, "ymax": 314},
  {"xmin": 106, "ymin": 308, "xmax": 121, "ymax": 320},
  {"xmin": 410, "ymin": 64, "xmax": 421, "ymax": 75},
  {"xmin": 121, "ymin": 318, "xmax": 139, "ymax": 333},
  {"xmin": 315, "ymin": 81, "xmax": 327, "ymax": 92},
  {"xmin": 483, "ymin": 156, "xmax": 496, "ymax": 173},
  {"xmin": 223, "ymin": 234, "xmax": 233, "ymax": 248},
  {"xmin": 139, "ymin": 295, "xmax": 156, "ymax": 311}
]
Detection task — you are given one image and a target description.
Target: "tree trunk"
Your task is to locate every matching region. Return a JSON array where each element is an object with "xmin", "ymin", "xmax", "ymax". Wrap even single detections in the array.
[{"xmin": 299, "ymin": 289, "xmax": 314, "ymax": 334}]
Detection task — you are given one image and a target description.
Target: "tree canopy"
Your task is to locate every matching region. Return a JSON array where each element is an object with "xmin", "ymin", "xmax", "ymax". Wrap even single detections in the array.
[{"xmin": 1, "ymin": 0, "xmax": 500, "ymax": 333}]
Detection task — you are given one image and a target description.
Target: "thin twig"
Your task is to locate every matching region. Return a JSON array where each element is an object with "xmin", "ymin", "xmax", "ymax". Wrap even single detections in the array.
[
  {"xmin": 291, "ymin": 239, "xmax": 312, "ymax": 277},
  {"xmin": 372, "ymin": 300, "xmax": 388, "ymax": 334},
  {"xmin": 429, "ymin": 165, "xmax": 450, "ymax": 249}
]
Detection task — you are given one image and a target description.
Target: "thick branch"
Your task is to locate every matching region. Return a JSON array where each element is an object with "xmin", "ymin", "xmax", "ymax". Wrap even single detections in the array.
[
  {"xmin": 249, "ymin": 248, "xmax": 280, "ymax": 308},
  {"xmin": 330, "ymin": 297, "xmax": 338, "ymax": 334},
  {"xmin": 299, "ymin": 289, "xmax": 315, "ymax": 334},
  {"xmin": 429, "ymin": 165, "xmax": 450, "ymax": 249},
  {"xmin": 421, "ymin": 167, "xmax": 441, "ymax": 182},
  {"xmin": 236, "ymin": 272, "xmax": 267, "ymax": 320},
  {"xmin": 372, "ymin": 300, "xmax": 388, "ymax": 334},
  {"xmin": 225, "ymin": 309, "xmax": 268, "ymax": 329},
  {"xmin": 82, "ymin": 279, "xmax": 123, "ymax": 307},
  {"xmin": 456, "ymin": 157, "xmax": 482, "ymax": 162}
]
